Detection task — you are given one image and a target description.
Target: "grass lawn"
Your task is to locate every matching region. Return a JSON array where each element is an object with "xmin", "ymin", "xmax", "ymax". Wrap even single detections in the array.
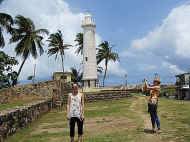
[
  {"xmin": 5, "ymin": 94, "xmax": 190, "ymax": 142},
  {"xmin": 0, "ymin": 95, "xmax": 46, "ymax": 111}
]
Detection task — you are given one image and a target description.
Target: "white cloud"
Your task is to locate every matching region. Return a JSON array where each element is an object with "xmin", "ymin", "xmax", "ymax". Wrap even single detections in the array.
[
  {"xmin": 0, "ymin": 0, "xmax": 84, "ymax": 80},
  {"xmin": 99, "ymin": 61, "xmax": 127, "ymax": 77},
  {"xmin": 121, "ymin": 3, "xmax": 190, "ymax": 80},
  {"xmin": 139, "ymin": 64, "xmax": 157, "ymax": 72},
  {"xmin": 162, "ymin": 61, "xmax": 185, "ymax": 75},
  {"xmin": 131, "ymin": 4, "xmax": 190, "ymax": 59},
  {"xmin": 108, "ymin": 61, "xmax": 127, "ymax": 77},
  {"xmin": 0, "ymin": 0, "xmax": 126, "ymax": 82}
]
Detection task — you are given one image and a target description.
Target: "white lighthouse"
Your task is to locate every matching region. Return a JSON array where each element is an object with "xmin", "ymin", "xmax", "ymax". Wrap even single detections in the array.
[{"xmin": 82, "ymin": 13, "xmax": 98, "ymax": 88}]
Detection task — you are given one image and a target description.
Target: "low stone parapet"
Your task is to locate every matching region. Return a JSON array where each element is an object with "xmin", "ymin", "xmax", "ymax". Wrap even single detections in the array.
[
  {"xmin": 62, "ymin": 90, "xmax": 132, "ymax": 103},
  {"xmin": 0, "ymin": 99, "xmax": 53, "ymax": 141},
  {"xmin": 84, "ymin": 90, "xmax": 131, "ymax": 102}
]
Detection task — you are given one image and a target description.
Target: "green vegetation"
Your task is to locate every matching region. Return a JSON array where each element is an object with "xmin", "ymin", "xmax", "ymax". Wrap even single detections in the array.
[
  {"xmin": 0, "ymin": 13, "xmax": 48, "ymax": 88},
  {"xmin": 0, "ymin": 101, "xmax": 28, "ymax": 111},
  {"xmin": 0, "ymin": 13, "xmax": 13, "ymax": 48},
  {"xmin": 6, "ymin": 95, "xmax": 190, "ymax": 142},
  {"xmin": 10, "ymin": 15, "xmax": 49, "ymax": 80},
  {"xmin": 159, "ymin": 98, "xmax": 190, "ymax": 141},
  {"xmin": 74, "ymin": 32, "xmax": 83, "ymax": 55},
  {"xmin": 0, "ymin": 12, "xmax": 121, "ymax": 88},
  {"xmin": 161, "ymin": 87, "xmax": 176, "ymax": 96},
  {"xmin": 0, "ymin": 51, "xmax": 18, "ymax": 88},
  {"xmin": 70, "ymin": 67, "xmax": 82, "ymax": 83},
  {"xmin": 0, "ymin": 94, "xmax": 45, "ymax": 111},
  {"xmin": 47, "ymin": 30, "xmax": 72, "ymax": 73},
  {"xmin": 97, "ymin": 41, "xmax": 119, "ymax": 86}
]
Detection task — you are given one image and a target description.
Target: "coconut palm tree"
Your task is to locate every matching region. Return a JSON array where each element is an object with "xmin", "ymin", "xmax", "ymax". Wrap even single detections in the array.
[
  {"xmin": 10, "ymin": 15, "xmax": 49, "ymax": 81},
  {"xmin": 97, "ymin": 41, "xmax": 119, "ymax": 86},
  {"xmin": 0, "ymin": 13, "xmax": 13, "ymax": 48},
  {"xmin": 70, "ymin": 67, "xmax": 82, "ymax": 83},
  {"xmin": 47, "ymin": 30, "xmax": 72, "ymax": 73},
  {"xmin": 74, "ymin": 32, "xmax": 83, "ymax": 55}
]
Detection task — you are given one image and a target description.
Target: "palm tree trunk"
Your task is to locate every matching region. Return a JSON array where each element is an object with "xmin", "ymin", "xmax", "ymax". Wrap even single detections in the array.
[
  {"xmin": 61, "ymin": 53, "xmax": 64, "ymax": 73},
  {"xmin": 17, "ymin": 57, "xmax": 27, "ymax": 78},
  {"xmin": 103, "ymin": 61, "xmax": 108, "ymax": 87}
]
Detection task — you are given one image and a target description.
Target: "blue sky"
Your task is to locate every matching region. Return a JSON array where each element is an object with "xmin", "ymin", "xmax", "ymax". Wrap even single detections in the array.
[
  {"xmin": 66, "ymin": 0, "xmax": 189, "ymax": 84},
  {"xmin": 1, "ymin": 0, "xmax": 190, "ymax": 85},
  {"xmin": 68, "ymin": 0, "xmax": 186, "ymax": 43}
]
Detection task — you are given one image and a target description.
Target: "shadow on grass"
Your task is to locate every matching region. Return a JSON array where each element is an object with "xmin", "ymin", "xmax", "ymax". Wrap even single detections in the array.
[{"xmin": 144, "ymin": 128, "xmax": 155, "ymax": 134}]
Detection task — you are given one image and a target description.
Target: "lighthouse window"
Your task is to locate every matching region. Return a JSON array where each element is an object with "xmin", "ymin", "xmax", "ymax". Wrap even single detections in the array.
[{"xmin": 85, "ymin": 57, "xmax": 88, "ymax": 61}]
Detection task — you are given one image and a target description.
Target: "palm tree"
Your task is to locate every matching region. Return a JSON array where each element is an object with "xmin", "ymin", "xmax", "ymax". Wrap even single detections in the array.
[
  {"xmin": 10, "ymin": 15, "xmax": 49, "ymax": 80},
  {"xmin": 0, "ymin": 13, "xmax": 13, "ymax": 48},
  {"xmin": 97, "ymin": 41, "xmax": 119, "ymax": 86},
  {"xmin": 70, "ymin": 67, "xmax": 82, "ymax": 83},
  {"xmin": 74, "ymin": 33, "xmax": 83, "ymax": 55},
  {"xmin": 47, "ymin": 30, "xmax": 72, "ymax": 73}
]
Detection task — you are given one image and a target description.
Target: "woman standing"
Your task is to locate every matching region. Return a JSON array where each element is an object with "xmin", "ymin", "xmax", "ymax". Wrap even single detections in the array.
[
  {"xmin": 67, "ymin": 83, "xmax": 84, "ymax": 142},
  {"xmin": 144, "ymin": 77, "xmax": 161, "ymax": 133}
]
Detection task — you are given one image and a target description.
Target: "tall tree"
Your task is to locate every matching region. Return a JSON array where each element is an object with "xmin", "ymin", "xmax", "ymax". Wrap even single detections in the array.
[
  {"xmin": 70, "ymin": 67, "xmax": 82, "ymax": 83},
  {"xmin": 97, "ymin": 41, "xmax": 119, "ymax": 86},
  {"xmin": 10, "ymin": 15, "xmax": 48, "ymax": 81},
  {"xmin": 0, "ymin": 13, "xmax": 13, "ymax": 48},
  {"xmin": 47, "ymin": 30, "xmax": 72, "ymax": 73},
  {"xmin": 74, "ymin": 33, "xmax": 83, "ymax": 55}
]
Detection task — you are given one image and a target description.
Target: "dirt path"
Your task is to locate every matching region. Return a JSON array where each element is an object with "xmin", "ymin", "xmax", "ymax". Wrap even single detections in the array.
[{"xmin": 130, "ymin": 96, "xmax": 162, "ymax": 142}]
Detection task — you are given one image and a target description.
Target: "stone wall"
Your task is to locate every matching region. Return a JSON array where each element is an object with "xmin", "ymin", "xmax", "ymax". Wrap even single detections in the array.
[
  {"xmin": 0, "ymin": 80, "xmax": 72, "ymax": 141},
  {"xmin": 62, "ymin": 89, "xmax": 138, "ymax": 103},
  {"xmin": 84, "ymin": 90, "xmax": 132, "ymax": 102},
  {"xmin": 0, "ymin": 80, "xmax": 72, "ymax": 104},
  {"xmin": 0, "ymin": 86, "xmax": 138, "ymax": 141},
  {"xmin": 0, "ymin": 99, "xmax": 53, "ymax": 141}
]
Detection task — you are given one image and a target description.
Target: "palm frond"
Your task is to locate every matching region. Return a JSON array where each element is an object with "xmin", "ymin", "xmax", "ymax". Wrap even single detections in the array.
[
  {"xmin": 0, "ymin": 13, "xmax": 13, "ymax": 28},
  {"xmin": 70, "ymin": 67, "xmax": 82, "ymax": 83},
  {"xmin": 30, "ymin": 40, "xmax": 37, "ymax": 59},
  {"xmin": 35, "ymin": 29, "xmax": 49, "ymax": 35},
  {"xmin": 47, "ymin": 47, "xmax": 59, "ymax": 56},
  {"xmin": 0, "ymin": 27, "xmax": 5, "ymax": 48},
  {"xmin": 74, "ymin": 33, "xmax": 83, "ymax": 55},
  {"xmin": 97, "ymin": 66, "xmax": 103, "ymax": 74},
  {"xmin": 35, "ymin": 39, "xmax": 44, "ymax": 56},
  {"xmin": 14, "ymin": 15, "xmax": 35, "ymax": 33}
]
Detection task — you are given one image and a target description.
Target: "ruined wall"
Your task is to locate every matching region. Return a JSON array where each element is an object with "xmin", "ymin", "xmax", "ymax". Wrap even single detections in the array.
[
  {"xmin": 0, "ymin": 99, "xmax": 53, "ymax": 141},
  {"xmin": 62, "ymin": 89, "xmax": 136, "ymax": 104},
  {"xmin": 84, "ymin": 90, "xmax": 131, "ymax": 102},
  {"xmin": 0, "ymin": 80, "xmax": 72, "ymax": 104},
  {"xmin": 0, "ymin": 84, "xmax": 136, "ymax": 141},
  {"xmin": 0, "ymin": 80, "xmax": 72, "ymax": 141}
]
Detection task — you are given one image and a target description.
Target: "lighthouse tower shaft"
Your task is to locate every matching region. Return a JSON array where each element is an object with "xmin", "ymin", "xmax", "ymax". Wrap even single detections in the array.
[{"xmin": 82, "ymin": 14, "xmax": 98, "ymax": 88}]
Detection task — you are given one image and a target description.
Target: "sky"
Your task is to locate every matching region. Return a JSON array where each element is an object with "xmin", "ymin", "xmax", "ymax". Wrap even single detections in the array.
[{"xmin": 0, "ymin": 0, "xmax": 190, "ymax": 85}]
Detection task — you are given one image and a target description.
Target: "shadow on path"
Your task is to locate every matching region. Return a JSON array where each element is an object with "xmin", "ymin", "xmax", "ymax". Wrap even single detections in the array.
[{"xmin": 144, "ymin": 128, "xmax": 155, "ymax": 134}]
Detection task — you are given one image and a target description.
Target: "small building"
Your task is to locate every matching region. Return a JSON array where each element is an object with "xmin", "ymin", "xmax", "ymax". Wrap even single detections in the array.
[
  {"xmin": 176, "ymin": 73, "xmax": 190, "ymax": 100},
  {"xmin": 53, "ymin": 72, "xmax": 72, "ymax": 83}
]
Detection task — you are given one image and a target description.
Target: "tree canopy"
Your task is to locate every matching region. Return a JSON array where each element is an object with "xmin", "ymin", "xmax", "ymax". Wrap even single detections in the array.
[{"xmin": 0, "ymin": 51, "xmax": 18, "ymax": 89}]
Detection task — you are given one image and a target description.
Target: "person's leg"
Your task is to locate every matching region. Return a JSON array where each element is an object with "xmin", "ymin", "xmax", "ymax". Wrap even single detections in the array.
[
  {"xmin": 154, "ymin": 111, "xmax": 160, "ymax": 129},
  {"xmin": 70, "ymin": 117, "xmax": 76, "ymax": 142},
  {"xmin": 150, "ymin": 113, "xmax": 155, "ymax": 130},
  {"xmin": 77, "ymin": 118, "xmax": 84, "ymax": 142}
]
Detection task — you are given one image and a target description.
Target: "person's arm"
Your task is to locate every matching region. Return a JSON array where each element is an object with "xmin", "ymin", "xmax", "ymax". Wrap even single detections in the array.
[
  {"xmin": 147, "ymin": 85, "xmax": 160, "ymax": 90},
  {"xmin": 67, "ymin": 94, "xmax": 71, "ymax": 119},
  {"xmin": 142, "ymin": 79, "xmax": 148, "ymax": 92},
  {"xmin": 80, "ymin": 93, "xmax": 85, "ymax": 120}
]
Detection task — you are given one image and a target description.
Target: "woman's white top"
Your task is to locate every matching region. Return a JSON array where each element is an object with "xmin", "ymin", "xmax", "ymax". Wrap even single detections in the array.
[{"xmin": 69, "ymin": 93, "xmax": 82, "ymax": 118}]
